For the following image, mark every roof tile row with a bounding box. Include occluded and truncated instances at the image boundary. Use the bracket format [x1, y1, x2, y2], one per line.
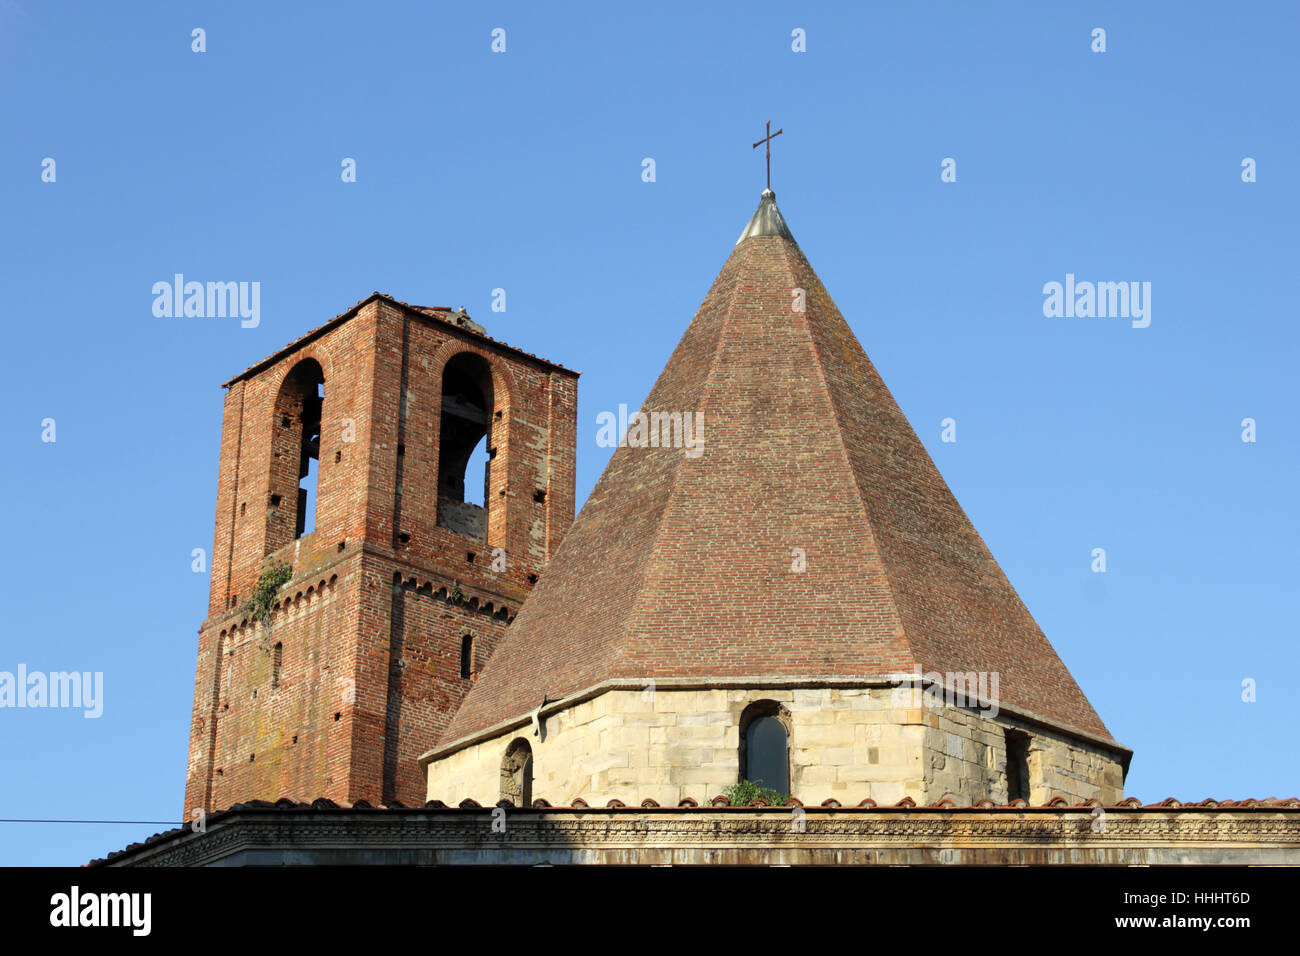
[88, 794, 1300, 865]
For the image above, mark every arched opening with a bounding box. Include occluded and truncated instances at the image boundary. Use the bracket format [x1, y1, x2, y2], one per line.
[739, 700, 791, 796]
[271, 642, 283, 690]
[268, 358, 325, 552]
[500, 737, 532, 807]
[437, 353, 494, 541]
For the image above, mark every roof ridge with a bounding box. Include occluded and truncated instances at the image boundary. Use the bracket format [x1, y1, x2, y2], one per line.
[611, 244, 750, 679]
[775, 236, 914, 667]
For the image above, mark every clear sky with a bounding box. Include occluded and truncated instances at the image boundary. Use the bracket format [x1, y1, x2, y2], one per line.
[1, 1, 1296, 866]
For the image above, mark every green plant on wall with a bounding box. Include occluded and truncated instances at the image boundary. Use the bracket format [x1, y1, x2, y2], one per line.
[723, 779, 789, 806]
[244, 559, 292, 639]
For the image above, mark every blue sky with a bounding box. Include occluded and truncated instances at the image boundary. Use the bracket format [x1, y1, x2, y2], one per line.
[1, 1, 1296, 865]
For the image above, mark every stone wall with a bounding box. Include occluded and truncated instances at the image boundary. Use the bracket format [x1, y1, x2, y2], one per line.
[423, 684, 1126, 807]
[918, 694, 1125, 806]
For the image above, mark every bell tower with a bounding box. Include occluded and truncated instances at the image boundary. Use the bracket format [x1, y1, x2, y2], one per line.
[184, 294, 578, 814]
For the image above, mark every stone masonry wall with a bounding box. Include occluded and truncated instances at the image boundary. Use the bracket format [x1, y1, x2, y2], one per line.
[917, 695, 1125, 805]
[425, 685, 1125, 807]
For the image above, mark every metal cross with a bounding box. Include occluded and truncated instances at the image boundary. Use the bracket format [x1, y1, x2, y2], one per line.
[752, 120, 783, 190]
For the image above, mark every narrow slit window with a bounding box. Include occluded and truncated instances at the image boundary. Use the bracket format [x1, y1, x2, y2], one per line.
[460, 635, 474, 679]
[1005, 729, 1031, 802]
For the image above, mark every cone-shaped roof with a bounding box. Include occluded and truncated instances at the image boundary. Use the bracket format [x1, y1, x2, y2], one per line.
[437, 191, 1119, 753]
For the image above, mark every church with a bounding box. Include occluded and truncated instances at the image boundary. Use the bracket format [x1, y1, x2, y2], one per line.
[96, 179, 1300, 866]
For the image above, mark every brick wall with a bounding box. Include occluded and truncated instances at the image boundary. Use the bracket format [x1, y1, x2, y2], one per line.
[184, 295, 578, 815]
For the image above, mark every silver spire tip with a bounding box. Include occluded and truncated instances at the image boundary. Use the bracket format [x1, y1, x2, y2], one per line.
[736, 189, 794, 245]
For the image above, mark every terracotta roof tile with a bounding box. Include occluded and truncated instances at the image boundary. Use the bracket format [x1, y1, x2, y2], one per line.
[85, 795, 1300, 865]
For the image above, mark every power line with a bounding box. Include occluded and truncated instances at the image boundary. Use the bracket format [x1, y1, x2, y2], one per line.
[0, 819, 181, 825]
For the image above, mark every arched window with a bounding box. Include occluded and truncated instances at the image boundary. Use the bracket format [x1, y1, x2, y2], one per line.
[271, 641, 283, 689]
[437, 353, 494, 541]
[739, 700, 791, 795]
[269, 358, 325, 551]
[500, 737, 532, 807]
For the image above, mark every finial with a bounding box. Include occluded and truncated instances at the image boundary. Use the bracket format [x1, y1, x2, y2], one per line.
[736, 187, 795, 245]
[752, 121, 784, 191]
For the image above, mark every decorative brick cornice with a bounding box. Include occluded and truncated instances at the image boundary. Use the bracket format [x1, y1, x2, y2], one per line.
[207, 572, 342, 638]
[392, 572, 516, 624]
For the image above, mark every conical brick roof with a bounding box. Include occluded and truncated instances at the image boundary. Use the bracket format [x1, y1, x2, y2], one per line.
[438, 191, 1117, 751]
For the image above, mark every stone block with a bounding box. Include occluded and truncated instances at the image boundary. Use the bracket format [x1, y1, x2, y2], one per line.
[822, 747, 854, 766]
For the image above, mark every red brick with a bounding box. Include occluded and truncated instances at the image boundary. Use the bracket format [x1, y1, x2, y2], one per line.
[183, 295, 578, 814]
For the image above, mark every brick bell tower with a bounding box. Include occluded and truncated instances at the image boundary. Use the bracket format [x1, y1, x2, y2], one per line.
[184, 294, 578, 815]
